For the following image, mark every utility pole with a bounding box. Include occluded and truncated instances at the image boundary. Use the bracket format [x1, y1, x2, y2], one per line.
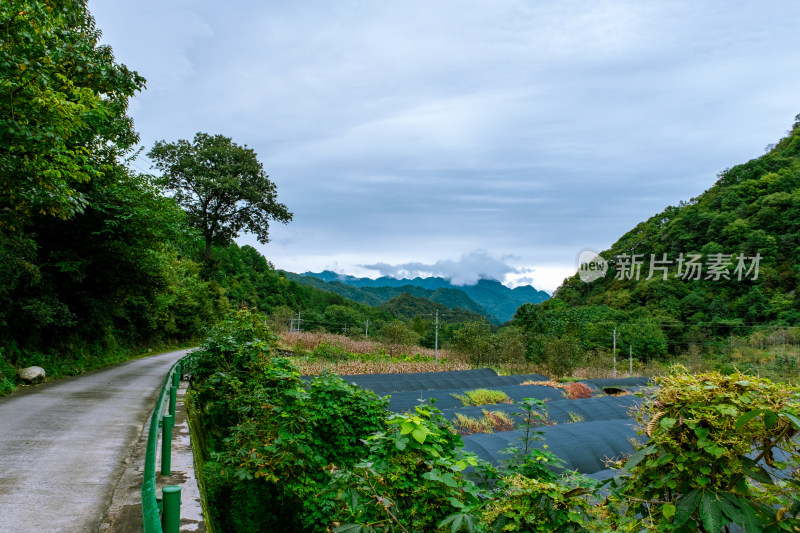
[342, 323, 348, 335]
[434, 309, 439, 364]
[613, 327, 617, 378]
[365, 319, 369, 339]
[629, 345, 632, 376]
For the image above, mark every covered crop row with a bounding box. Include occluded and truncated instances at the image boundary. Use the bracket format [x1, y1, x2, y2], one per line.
[386, 383, 565, 411]
[340, 368, 548, 395]
[440, 394, 643, 425]
[343, 369, 649, 478]
[463, 418, 642, 475]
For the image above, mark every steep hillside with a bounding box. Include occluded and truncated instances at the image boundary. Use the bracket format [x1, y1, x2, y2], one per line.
[294, 271, 550, 323]
[283, 271, 498, 322]
[553, 114, 800, 327]
[378, 292, 489, 323]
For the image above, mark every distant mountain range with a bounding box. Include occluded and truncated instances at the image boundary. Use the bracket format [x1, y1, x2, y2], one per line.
[282, 270, 550, 324]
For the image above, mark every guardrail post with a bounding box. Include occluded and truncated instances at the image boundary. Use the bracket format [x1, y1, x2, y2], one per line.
[161, 414, 174, 476]
[161, 485, 181, 533]
[172, 367, 180, 388]
[169, 385, 177, 418]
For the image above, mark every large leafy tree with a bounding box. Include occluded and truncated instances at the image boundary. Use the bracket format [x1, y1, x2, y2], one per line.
[148, 133, 292, 263]
[0, 0, 145, 229]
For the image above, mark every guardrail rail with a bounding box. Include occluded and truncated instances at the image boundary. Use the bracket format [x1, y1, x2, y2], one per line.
[141, 355, 191, 533]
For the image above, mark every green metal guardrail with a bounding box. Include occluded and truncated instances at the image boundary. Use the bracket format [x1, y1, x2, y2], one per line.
[142, 354, 191, 533]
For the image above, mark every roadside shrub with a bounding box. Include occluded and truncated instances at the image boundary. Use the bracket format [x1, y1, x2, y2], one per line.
[311, 341, 349, 360]
[0, 354, 16, 396]
[329, 405, 484, 532]
[608, 365, 800, 531]
[189, 309, 390, 531]
[453, 388, 511, 406]
[482, 474, 599, 533]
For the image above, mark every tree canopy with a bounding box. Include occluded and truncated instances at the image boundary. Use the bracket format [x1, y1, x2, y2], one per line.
[148, 133, 292, 261]
[0, 0, 145, 229]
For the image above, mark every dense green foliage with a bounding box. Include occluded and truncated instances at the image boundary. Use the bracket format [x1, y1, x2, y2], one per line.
[190, 319, 800, 532]
[0, 0, 223, 388]
[186, 310, 390, 531]
[607, 366, 800, 532]
[1, 0, 145, 228]
[379, 292, 490, 325]
[450, 321, 526, 367]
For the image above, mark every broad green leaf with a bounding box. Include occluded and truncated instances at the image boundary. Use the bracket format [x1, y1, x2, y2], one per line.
[741, 457, 774, 485]
[446, 496, 466, 509]
[624, 444, 657, 471]
[660, 417, 677, 429]
[780, 411, 800, 430]
[333, 524, 365, 533]
[347, 488, 359, 510]
[411, 427, 427, 444]
[736, 409, 768, 432]
[719, 493, 745, 527]
[663, 503, 676, 520]
[699, 492, 724, 533]
[439, 512, 474, 533]
[722, 494, 763, 533]
[674, 489, 702, 526]
[694, 426, 710, 439]
[764, 410, 778, 429]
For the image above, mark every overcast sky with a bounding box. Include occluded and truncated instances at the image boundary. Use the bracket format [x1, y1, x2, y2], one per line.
[89, 1, 800, 292]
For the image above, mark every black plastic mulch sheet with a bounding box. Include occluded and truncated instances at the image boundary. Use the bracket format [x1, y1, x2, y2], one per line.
[342, 368, 498, 383]
[579, 377, 654, 392]
[301, 368, 499, 387]
[387, 384, 565, 412]
[342, 370, 550, 395]
[462, 418, 643, 475]
[441, 394, 643, 425]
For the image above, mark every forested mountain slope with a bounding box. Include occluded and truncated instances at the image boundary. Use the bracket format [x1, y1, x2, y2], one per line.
[283, 272, 498, 322]
[290, 271, 550, 323]
[552, 114, 800, 327]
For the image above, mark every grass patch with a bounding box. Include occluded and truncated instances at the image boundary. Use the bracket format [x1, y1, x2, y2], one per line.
[452, 409, 515, 435]
[452, 388, 511, 406]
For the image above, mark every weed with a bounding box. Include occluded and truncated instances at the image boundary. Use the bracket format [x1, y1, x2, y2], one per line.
[452, 388, 511, 406]
[452, 409, 515, 435]
[567, 411, 584, 423]
[562, 382, 593, 399]
[453, 413, 494, 435]
[482, 409, 514, 432]
[522, 380, 594, 399]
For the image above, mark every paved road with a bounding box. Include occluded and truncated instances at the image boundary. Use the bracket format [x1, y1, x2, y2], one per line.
[0, 349, 190, 533]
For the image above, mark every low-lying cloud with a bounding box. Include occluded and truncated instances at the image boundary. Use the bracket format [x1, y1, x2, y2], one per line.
[361, 250, 519, 286]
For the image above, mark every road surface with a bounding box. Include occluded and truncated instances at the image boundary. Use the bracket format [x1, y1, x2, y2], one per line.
[0, 349, 190, 532]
